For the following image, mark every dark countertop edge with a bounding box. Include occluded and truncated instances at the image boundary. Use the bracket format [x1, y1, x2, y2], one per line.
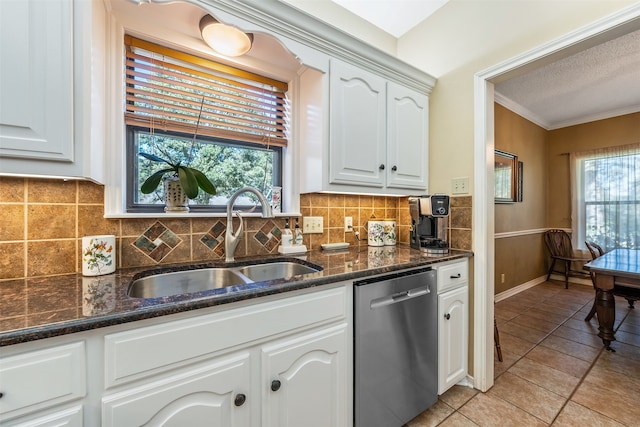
[1, 251, 472, 347]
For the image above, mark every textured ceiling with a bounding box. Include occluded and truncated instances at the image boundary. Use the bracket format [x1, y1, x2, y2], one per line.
[495, 28, 640, 130]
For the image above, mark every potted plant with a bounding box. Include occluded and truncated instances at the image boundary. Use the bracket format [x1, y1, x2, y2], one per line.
[139, 152, 216, 212]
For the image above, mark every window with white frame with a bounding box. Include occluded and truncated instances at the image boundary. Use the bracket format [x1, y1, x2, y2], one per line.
[571, 144, 640, 251]
[124, 36, 289, 213]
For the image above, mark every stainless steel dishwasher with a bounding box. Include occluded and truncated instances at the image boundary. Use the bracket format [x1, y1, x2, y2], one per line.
[354, 267, 438, 427]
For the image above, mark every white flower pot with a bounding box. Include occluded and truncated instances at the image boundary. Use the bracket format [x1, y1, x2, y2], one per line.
[164, 177, 189, 212]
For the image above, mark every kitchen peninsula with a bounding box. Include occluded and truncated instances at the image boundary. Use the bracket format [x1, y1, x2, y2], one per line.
[0, 245, 470, 427]
[0, 245, 469, 346]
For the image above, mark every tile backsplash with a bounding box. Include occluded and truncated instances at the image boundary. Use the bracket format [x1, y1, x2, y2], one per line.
[0, 177, 472, 280]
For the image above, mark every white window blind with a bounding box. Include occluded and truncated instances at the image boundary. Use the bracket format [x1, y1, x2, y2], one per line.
[124, 36, 289, 147]
[571, 143, 640, 251]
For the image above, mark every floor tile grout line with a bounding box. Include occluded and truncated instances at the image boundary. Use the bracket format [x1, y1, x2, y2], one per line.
[496, 283, 638, 426]
[433, 282, 634, 426]
[491, 285, 606, 425]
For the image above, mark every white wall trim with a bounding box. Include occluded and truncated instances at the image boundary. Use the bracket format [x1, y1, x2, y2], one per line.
[495, 227, 571, 239]
[495, 228, 548, 239]
[494, 92, 550, 130]
[495, 92, 640, 131]
[496, 274, 592, 303]
[474, 2, 640, 393]
[495, 276, 547, 302]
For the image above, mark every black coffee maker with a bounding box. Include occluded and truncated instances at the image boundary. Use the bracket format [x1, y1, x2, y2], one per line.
[409, 195, 450, 255]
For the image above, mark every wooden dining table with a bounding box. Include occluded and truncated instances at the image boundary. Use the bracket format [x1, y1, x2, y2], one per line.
[584, 248, 640, 351]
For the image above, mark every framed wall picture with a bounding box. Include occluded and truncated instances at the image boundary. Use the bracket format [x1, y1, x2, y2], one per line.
[495, 150, 518, 203]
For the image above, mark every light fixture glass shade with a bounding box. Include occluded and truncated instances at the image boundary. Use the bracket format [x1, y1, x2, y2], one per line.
[199, 15, 253, 57]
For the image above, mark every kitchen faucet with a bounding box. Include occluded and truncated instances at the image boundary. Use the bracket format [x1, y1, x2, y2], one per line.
[225, 187, 274, 263]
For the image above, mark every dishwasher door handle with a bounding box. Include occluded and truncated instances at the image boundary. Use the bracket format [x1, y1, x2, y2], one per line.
[370, 286, 430, 309]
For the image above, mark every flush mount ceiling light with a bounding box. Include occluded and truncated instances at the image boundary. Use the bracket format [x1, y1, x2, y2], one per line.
[199, 15, 253, 57]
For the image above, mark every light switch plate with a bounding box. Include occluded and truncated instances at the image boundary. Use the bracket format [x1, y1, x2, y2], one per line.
[303, 216, 324, 233]
[452, 177, 469, 194]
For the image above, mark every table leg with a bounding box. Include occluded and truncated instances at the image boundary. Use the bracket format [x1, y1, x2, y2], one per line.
[595, 288, 616, 351]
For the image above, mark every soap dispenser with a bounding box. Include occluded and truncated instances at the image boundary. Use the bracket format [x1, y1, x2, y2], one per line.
[281, 218, 293, 247]
[294, 217, 303, 246]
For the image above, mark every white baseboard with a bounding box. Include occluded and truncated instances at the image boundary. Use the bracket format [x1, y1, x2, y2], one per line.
[495, 276, 547, 302]
[549, 274, 593, 287]
[495, 274, 592, 302]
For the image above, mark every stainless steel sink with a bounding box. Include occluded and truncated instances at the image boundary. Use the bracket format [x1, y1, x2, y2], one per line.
[127, 268, 249, 298]
[235, 262, 320, 282]
[127, 261, 322, 298]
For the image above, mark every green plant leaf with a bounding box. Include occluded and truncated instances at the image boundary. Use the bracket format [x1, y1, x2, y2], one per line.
[139, 152, 175, 166]
[178, 166, 199, 199]
[140, 168, 174, 194]
[189, 168, 217, 195]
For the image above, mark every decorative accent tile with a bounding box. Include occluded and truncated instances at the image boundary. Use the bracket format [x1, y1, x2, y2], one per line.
[132, 221, 182, 262]
[200, 221, 226, 254]
[254, 220, 281, 251]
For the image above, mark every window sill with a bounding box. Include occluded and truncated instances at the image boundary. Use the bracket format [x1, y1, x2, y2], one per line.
[104, 212, 302, 219]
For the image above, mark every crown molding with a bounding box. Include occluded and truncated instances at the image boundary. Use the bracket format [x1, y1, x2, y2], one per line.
[132, 0, 436, 94]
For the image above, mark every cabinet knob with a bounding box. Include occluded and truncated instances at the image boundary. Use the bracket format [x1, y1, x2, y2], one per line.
[271, 379, 282, 391]
[234, 393, 246, 406]
[444, 313, 451, 320]
[0, 392, 3, 398]
[450, 273, 461, 279]
[379, 164, 385, 170]
[391, 165, 397, 172]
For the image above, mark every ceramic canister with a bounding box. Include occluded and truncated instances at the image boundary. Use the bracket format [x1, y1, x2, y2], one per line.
[82, 235, 116, 276]
[367, 220, 385, 246]
[383, 219, 397, 246]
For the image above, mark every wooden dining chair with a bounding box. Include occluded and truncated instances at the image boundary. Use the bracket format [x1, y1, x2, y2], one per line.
[543, 229, 590, 289]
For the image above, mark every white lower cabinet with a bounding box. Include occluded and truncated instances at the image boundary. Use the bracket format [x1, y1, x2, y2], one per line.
[101, 285, 350, 427]
[1, 406, 83, 427]
[102, 352, 252, 427]
[262, 324, 348, 427]
[0, 342, 86, 426]
[436, 259, 469, 395]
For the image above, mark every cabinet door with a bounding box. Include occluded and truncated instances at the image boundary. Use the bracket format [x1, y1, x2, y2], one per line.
[0, 0, 74, 162]
[386, 83, 429, 190]
[3, 406, 83, 427]
[262, 324, 348, 427]
[438, 286, 468, 394]
[102, 352, 251, 427]
[0, 342, 85, 422]
[329, 59, 386, 187]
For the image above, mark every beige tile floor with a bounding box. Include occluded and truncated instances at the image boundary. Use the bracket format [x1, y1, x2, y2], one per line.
[406, 280, 640, 426]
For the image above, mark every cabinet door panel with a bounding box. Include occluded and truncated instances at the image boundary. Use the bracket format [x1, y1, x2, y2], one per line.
[3, 406, 83, 427]
[438, 286, 468, 394]
[387, 83, 428, 190]
[0, 0, 73, 161]
[262, 324, 348, 427]
[329, 59, 386, 187]
[0, 342, 85, 422]
[102, 352, 251, 427]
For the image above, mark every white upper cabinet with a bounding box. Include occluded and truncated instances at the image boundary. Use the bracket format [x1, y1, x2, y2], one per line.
[301, 58, 431, 196]
[386, 82, 429, 190]
[329, 60, 387, 188]
[0, 0, 104, 182]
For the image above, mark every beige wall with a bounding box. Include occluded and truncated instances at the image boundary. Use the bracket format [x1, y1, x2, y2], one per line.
[547, 112, 640, 228]
[397, 0, 636, 196]
[493, 110, 640, 294]
[494, 104, 548, 293]
[494, 104, 547, 234]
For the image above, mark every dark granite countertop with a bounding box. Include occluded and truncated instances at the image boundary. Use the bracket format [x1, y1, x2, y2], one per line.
[0, 244, 471, 346]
